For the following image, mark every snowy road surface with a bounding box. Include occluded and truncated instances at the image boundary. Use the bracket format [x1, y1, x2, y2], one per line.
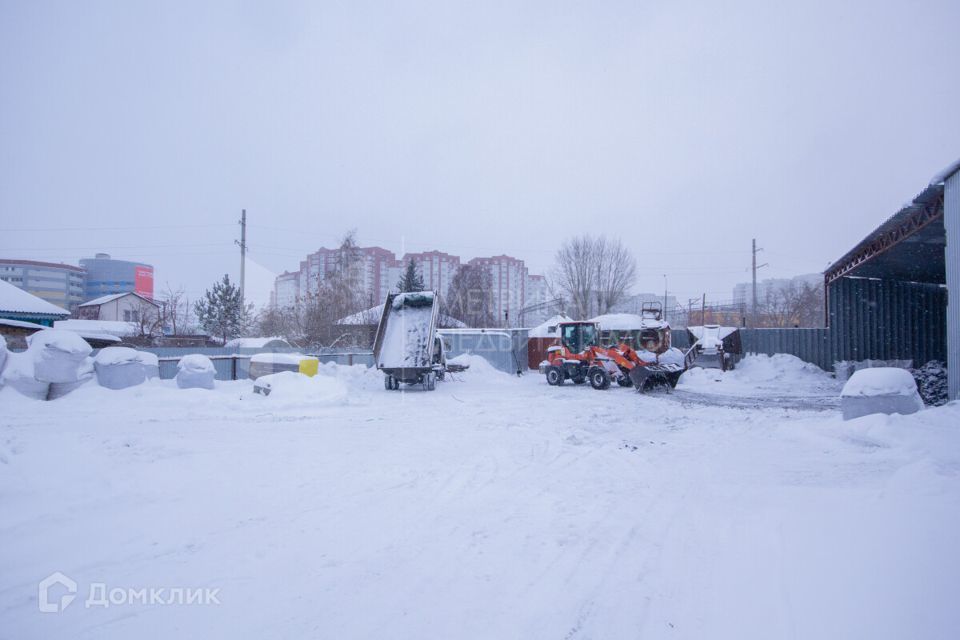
[2, 356, 959, 639]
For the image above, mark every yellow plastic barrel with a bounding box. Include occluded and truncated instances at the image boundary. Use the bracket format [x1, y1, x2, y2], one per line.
[298, 358, 319, 377]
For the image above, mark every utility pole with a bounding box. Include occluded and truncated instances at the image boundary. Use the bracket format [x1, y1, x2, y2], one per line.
[751, 238, 768, 327]
[663, 274, 668, 321]
[701, 293, 706, 326]
[236, 209, 247, 306]
[751, 238, 757, 327]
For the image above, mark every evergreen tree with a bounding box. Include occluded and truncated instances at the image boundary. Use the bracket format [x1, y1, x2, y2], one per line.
[397, 258, 426, 292]
[194, 274, 251, 344]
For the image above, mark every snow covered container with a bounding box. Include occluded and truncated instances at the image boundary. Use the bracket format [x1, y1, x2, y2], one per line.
[0, 334, 7, 381]
[94, 347, 148, 390]
[176, 354, 216, 390]
[247, 353, 319, 380]
[840, 367, 924, 420]
[27, 329, 92, 383]
[373, 291, 444, 390]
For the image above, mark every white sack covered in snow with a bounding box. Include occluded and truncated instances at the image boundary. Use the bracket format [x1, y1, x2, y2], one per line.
[841, 367, 924, 421]
[94, 347, 147, 390]
[27, 329, 92, 383]
[0, 350, 50, 400]
[176, 354, 216, 390]
[48, 357, 95, 400]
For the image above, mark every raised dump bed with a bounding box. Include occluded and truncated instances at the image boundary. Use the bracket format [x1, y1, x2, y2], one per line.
[373, 291, 445, 390]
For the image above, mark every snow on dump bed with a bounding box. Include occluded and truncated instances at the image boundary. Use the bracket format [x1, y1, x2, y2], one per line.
[378, 292, 435, 369]
[679, 353, 841, 397]
[841, 367, 918, 397]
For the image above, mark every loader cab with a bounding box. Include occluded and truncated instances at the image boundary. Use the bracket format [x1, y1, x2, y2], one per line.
[559, 322, 599, 354]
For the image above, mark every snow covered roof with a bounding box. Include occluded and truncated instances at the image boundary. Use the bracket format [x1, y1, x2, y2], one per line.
[589, 313, 667, 331]
[225, 337, 291, 349]
[0, 318, 47, 330]
[0, 279, 71, 317]
[80, 291, 158, 307]
[54, 319, 137, 337]
[527, 314, 573, 338]
[931, 157, 960, 184]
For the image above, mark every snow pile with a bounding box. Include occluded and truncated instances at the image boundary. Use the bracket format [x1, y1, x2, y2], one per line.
[679, 353, 840, 397]
[251, 371, 348, 405]
[841, 367, 924, 421]
[448, 353, 513, 382]
[176, 354, 216, 390]
[841, 367, 919, 397]
[94, 347, 149, 390]
[314, 361, 382, 392]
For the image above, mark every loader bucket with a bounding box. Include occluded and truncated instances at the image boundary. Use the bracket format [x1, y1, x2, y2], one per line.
[629, 364, 682, 393]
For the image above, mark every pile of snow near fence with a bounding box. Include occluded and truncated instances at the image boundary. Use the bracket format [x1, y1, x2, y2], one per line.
[0, 329, 93, 400]
[678, 353, 840, 397]
[176, 354, 216, 390]
[841, 367, 924, 421]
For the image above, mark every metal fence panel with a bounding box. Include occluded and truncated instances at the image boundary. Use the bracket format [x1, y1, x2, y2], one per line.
[738, 328, 832, 371]
[438, 329, 524, 374]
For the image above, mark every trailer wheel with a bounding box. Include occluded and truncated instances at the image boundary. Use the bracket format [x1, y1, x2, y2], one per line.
[545, 366, 564, 386]
[588, 366, 611, 390]
[384, 374, 393, 390]
[424, 372, 437, 391]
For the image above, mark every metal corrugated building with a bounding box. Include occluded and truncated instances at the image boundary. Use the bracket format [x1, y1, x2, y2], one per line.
[824, 181, 948, 367]
[935, 159, 960, 400]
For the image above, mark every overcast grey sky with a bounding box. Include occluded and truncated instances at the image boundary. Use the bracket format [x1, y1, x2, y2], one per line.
[2, 0, 958, 307]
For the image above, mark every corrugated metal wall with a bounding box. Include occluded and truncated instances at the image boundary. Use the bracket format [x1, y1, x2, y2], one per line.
[739, 328, 832, 370]
[828, 276, 947, 367]
[945, 170, 960, 400]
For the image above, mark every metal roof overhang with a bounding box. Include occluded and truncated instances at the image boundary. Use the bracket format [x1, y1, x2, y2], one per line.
[824, 184, 945, 285]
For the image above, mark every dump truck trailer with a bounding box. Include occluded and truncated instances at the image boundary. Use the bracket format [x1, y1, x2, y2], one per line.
[373, 291, 446, 390]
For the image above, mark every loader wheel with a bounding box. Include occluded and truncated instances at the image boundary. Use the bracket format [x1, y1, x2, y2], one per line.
[546, 366, 564, 386]
[588, 367, 611, 390]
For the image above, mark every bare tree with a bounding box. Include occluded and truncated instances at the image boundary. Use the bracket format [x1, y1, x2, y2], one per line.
[758, 280, 824, 327]
[158, 283, 189, 335]
[550, 235, 636, 319]
[130, 298, 163, 343]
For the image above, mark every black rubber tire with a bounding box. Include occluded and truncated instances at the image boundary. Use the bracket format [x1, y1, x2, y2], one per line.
[588, 367, 611, 390]
[546, 366, 564, 386]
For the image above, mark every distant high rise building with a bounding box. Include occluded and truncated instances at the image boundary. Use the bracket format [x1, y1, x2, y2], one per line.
[0, 259, 86, 312]
[274, 246, 545, 325]
[80, 253, 154, 301]
[468, 255, 527, 327]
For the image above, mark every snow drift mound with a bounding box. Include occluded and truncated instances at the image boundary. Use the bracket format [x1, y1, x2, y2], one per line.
[447, 354, 513, 382]
[251, 371, 349, 405]
[679, 353, 839, 396]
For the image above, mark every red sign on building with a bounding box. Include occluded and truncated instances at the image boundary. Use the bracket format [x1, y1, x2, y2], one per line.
[135, 266, 154, 298]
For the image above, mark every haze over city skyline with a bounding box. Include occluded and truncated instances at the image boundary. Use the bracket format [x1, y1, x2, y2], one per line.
[2, 0, 959, 308]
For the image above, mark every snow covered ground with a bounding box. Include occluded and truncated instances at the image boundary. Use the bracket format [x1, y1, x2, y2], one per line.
[2, 356, 959, 639]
